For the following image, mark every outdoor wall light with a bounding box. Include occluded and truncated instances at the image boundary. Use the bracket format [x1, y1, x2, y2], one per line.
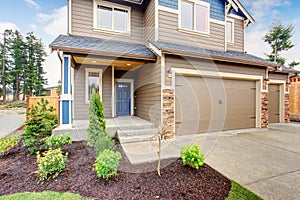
[264, 77, 270, 83]
[167, 68, 172, 78]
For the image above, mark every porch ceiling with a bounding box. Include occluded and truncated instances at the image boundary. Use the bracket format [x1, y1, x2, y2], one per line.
[73, 55, 145, 71]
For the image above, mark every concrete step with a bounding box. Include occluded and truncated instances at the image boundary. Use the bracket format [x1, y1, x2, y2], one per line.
[117, 128, 159, 143]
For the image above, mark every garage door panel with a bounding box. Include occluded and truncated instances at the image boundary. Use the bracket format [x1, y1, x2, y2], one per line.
[175, 75, 256, 135]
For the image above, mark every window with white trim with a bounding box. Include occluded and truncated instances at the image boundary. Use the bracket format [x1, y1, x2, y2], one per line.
[180, 0, 210, 33]
[95, 2, 130, 33]
[85, 68, 102, 103]
[226, 19, 234, 43]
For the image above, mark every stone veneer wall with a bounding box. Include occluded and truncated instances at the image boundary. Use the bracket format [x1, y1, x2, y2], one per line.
[284, 94, 290, 123]
[261, 92, 269, 128]
[162, 89, 175, 138]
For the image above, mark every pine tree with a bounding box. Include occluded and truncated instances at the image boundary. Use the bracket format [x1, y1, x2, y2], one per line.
[11, 30, 27, 101]
[87, 91, 114, 154]
[264, 22, 295, 65]
[0, 30, 13, 102]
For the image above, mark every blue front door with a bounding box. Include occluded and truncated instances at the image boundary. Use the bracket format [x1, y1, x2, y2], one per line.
[116, 82, 131, 116]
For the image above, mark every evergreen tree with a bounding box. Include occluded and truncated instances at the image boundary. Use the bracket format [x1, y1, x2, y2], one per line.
[264, 22, 295, 65]
[11, 30, 27, 101]
[87, 91, 114, 154]
[0, 30, 13, 102]
[87, 91, 106, 147]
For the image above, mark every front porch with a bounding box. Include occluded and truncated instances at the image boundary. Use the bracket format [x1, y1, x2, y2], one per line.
[53, 116, 156, 141]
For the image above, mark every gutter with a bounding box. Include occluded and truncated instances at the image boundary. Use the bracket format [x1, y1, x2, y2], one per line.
[51, 46, 157, 62]
[160, 48, 279, 68]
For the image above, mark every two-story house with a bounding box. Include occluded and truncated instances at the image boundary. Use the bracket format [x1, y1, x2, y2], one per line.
[50, 0, 290, 138]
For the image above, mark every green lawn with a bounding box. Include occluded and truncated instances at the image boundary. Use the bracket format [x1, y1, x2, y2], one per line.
[227, 181, 262, 200]
[0, 191, 90, 200]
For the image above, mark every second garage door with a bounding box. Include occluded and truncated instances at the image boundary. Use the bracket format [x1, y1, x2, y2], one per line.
[175, 75, 256, 135]
[268, 84, 280, 123]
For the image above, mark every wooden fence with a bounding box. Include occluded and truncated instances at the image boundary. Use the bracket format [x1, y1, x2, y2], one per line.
[26, 95, 59, 120]
[290, 77, 300, 120]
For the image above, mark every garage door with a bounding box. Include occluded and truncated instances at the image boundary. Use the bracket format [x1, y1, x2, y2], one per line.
[268, 84, 280, 123]
[175, 75, 256, 135]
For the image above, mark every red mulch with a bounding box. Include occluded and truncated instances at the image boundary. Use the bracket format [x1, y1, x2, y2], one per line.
[0, 141, 231, 200]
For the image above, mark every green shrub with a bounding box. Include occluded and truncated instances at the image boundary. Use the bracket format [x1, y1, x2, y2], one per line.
[93, 149, 121, 180]
[36, 148, 68, 182]
[180, 144, 205, 169]
[22, 98, 58, 153]
[43, 135, 72, 150]
[87, 91, 107, 148]
[0, 134, 20, 153]
[95, 135, 115, 156]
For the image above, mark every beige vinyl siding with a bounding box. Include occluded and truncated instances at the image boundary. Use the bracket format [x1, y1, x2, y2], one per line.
[165, 55, 266, 86]
[143, 0, 155, 43]
[74, 65, 112, 120]
[269, 72, 289, 81]
[135, 61, 161, 122]
[227, 16, 244, 52]
[71, 0, 144, 44]
[158, 10, 225, 51]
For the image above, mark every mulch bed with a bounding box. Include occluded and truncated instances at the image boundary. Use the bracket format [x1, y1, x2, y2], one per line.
[0, 141, 231, 200]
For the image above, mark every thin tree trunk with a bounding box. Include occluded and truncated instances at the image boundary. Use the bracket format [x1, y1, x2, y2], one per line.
[2, 34, 6, 102]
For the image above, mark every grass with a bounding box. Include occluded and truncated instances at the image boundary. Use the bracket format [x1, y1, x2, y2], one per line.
[0, 191, 91, 200]
[227, 181, 262, 200]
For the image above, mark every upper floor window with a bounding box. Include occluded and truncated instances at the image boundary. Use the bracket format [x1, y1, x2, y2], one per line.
[180, 0, 210, 34]
[94, 1, 130, 33]
[226, 19, 234, 43]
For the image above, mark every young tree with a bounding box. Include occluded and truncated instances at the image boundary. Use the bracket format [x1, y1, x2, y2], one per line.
[264, 22, 295, 65]
[87, 91, 114, 154]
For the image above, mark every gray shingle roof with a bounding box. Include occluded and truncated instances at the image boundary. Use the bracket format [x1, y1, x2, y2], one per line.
[50, 35, 156, 60]
[150, 41, 278, 67]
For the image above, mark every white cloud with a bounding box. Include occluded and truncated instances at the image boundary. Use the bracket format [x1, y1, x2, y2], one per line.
[28, 24, 37, 31]
[0, 22, 19, 33]
[0, 22, 19, 41]
[43, 48, 61, 87]
[24, 0, 41, 10]
[37, 6, 67, 37]
[242, 0, 291, 20]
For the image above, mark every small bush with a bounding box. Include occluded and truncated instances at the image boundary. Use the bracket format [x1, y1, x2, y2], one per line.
[22, 98, 58, 153]
[180, 144, 205, 169]
[95, 135, 115, 156]
[36, 148, 68, 182]
[87, 91, 107, 148]
[43, 135, 72, 150]
[0, 134, 20, 153]
[93, 149, 121, 180]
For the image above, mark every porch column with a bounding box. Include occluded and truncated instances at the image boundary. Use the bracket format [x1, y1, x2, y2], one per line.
[60, 55, 73, 128]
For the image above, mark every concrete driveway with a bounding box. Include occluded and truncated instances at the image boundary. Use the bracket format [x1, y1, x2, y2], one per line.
[205, 123, 300, 200]
[0, 108, 26, 137]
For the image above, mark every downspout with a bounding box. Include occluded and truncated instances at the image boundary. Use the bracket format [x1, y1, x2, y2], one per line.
[57, 49, 63, 63]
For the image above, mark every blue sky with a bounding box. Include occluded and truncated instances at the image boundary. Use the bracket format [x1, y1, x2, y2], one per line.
[0, 0, 299, 86]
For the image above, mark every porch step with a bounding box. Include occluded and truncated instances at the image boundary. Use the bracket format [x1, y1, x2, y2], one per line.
[117, 128, 159, 143]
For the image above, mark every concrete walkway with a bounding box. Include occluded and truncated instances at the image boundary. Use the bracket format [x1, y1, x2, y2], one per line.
[121, 123, 300, 200]
[0, 109, 26, 137]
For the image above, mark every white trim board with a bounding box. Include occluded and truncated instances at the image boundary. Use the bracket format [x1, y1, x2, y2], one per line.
[114, 79, 135, 116]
